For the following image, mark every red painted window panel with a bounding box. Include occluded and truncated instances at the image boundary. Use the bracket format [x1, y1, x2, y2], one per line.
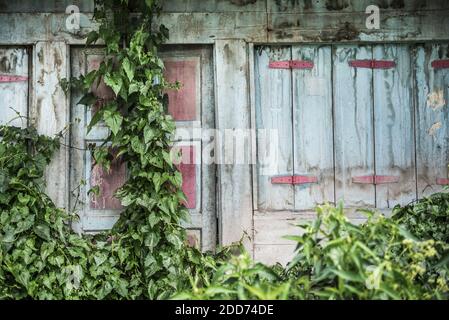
[87, 56, 115, 113]
[163, 60, 198, 121]
[90, 152, 126, 210]
[176, 146, 197, 209]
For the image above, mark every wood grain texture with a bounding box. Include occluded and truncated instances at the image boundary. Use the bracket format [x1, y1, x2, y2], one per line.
[255, 46, 294, 211]
[292, 45, 334, 210]
[334, 45, 375, 208]
[215, 40, 253, 251]
[415, 44, 449, 197]
[0, 47, 28, 127]
[161, 45, 217, 252]
[373, 44, 416, 208]
[31, 42, 69, 210]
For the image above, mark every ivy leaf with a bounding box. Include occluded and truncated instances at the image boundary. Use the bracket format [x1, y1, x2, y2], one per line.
[78, 93, 97, 106]
[104, 109, 123, 136]
[34, 224, 51, 241]
[86, 31, 99, 45]
[145, 0, 154, 8]
[144, 233, 160, 249]
[144, 125, 156, 144]
[104, 73, 123, 96]
[122, 58, 135, 82]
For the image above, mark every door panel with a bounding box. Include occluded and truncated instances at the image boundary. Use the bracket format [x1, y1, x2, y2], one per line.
[70, 46, 216, 252]
[415, 44, 449, 197]
[0, 47, 29, 127]
[70, 48, 123, 233]
[333, 45, 375, 208]
[373, 45, 415, 208]
[292, 45, 334, 210]
[161, 46, 216, 252]
[255, 46, 294, 211]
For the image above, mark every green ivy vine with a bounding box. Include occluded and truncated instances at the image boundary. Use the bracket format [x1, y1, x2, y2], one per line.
[0, 0, 215, 299]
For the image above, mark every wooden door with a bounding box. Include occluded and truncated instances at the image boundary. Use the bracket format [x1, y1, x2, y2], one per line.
[70, 46, 216, 252]
[373, 44, 415, 208]
[334, 44, 416, 210]
[415, 43, 449, 197]
[255, 45, 334, 213]
[333, 45, 375, 208]
[0, 47, 29, 127]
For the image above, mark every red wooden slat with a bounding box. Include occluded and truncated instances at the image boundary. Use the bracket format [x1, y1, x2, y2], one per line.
[90, 151, 126, 210]
[349, 60, 395, 69]
[163, 60, 198, 121]
[436, 178, 449, 185]
[269, 61, 290, 69]
[373, 60, 396, 69]
[352, 175, 399, 184]
[177, 146, 197, 209]
[269, 60, 314, 69]
[293, 175, 318, 184]
[271, 175, 318, 185]
[290, 60, 314, 69]
[0, 75, 28, 82]
[349, 60, 373, 68]
[271, 176, 293, 184]
[432, 60, 449, 69]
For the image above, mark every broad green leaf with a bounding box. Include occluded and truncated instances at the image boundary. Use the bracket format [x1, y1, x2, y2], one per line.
[104, 109, 123, 136]
[122, 58, 134, 82]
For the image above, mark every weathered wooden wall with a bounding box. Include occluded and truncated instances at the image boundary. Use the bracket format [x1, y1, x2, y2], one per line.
[0, 0, 448, 264]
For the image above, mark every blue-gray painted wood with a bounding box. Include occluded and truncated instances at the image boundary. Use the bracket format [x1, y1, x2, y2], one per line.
[333, 45, 375, 208]
[0, 47, 28, 127]
[415, 44, 449, 197]
[373, 44, 416, 208]
[292, 45, 334, 210]
[255, 46, 294, 211]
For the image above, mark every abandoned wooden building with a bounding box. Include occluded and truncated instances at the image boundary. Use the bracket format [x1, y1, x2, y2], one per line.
[0, 0, 449, 264]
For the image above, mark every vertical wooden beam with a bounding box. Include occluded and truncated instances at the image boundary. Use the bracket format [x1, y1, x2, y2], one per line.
[214, 40, 253, 253]
[31, 41, 70, 209]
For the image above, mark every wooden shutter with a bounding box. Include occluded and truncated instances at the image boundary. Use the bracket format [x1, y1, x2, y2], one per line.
[0, 47, 29, 127]
[415, 44, 449, 197]
[292, 45, 334, 210]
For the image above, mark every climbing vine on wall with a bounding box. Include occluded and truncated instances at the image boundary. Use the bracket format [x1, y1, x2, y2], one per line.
[0, 0, 212, 299]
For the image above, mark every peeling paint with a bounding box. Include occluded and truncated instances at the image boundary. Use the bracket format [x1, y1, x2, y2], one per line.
[428, 121, 442, 136]
[427, 90, 446, 110]
[333, 22, 360, 41]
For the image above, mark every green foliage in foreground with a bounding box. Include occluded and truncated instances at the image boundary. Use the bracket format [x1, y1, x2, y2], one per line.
[1, 124, 449, 299]
[176, 202, 449, 300]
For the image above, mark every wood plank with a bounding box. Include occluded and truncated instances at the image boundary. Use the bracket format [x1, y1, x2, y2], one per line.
[373, 44, 416, 208]
[292, 45, 334, 210]
[1, 10, 449, 45]
[267, 10, 449, 43]
[161, 45, 217, 252]
[158, 12, 267, 43]
[215, 40, 253, 252]
[0, 0, 94, 12]
[162, 0, 267, 12]
[334, 45, 375, 208]
[31, 41, 69, 209]
[0, 47, 28, 127]
[268, 0, 449, 13]
[414, 44, 449, 197]
[255, 46, 294, 211]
